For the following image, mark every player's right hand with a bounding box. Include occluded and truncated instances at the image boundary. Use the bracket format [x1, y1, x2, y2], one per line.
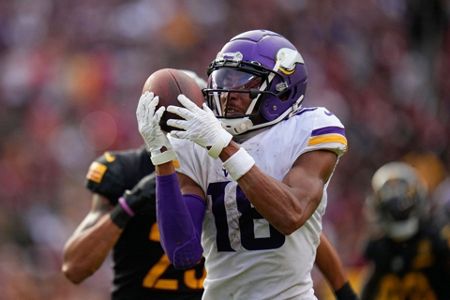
[136, 91, 177, 165]
[110, 173, 156, 228]
[167, 94, 232, 159]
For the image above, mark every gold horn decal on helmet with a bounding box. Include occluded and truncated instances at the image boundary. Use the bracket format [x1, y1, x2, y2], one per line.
[276, 48, 304, 75]
[279, 67, 296, 75]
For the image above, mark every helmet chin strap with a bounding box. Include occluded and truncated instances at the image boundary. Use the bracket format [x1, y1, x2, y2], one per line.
[218, 48, 305, 136]
[288, 95, 304, 117]
[221, 117, 254, 135]
[220, 94, 304, 136]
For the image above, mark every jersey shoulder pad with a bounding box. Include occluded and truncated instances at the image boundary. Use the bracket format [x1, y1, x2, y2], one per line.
[85, 151, 126, 202]
[302, 107, 348, 156]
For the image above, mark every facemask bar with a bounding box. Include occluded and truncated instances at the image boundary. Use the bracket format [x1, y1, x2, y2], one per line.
[207, 68, 267, 117]
[205, 87, 281, 118]
[206, 63, 286, 118]
[217, 95, 304, 135]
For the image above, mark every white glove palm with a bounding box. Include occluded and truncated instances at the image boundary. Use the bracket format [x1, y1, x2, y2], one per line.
[136, 91, 177, 165]
[167, 95, 232, 158]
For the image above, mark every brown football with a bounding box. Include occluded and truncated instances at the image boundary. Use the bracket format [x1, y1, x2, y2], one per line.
[142, 68, 205, 132]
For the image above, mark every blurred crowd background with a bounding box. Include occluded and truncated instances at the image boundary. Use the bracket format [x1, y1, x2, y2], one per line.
[0, 0, 449, 299]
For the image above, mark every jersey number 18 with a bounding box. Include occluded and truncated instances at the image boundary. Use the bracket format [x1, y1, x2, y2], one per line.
[208, 181, 285, 251]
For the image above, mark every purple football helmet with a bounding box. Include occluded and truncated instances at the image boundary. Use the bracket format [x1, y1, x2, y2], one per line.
[204, 30, 308, 135]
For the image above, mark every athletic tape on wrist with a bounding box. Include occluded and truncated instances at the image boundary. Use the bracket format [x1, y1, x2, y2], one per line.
[335, 282, 358, 300]
[222, 147, 255, 181]
[151, 149, 177, 166]
[208, 133, 232, 159]
[118, 197, 135, 217]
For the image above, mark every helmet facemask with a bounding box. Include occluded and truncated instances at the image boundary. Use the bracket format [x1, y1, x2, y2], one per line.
[205, 62, 289, 125]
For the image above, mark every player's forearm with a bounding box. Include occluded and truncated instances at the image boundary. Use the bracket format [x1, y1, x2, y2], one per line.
[220, 142, 320, 235]
[220, 142, 328, 235]
[62, 215, 122, 283]
[238, 167, 314, 234]
[316, 233, 347, 290]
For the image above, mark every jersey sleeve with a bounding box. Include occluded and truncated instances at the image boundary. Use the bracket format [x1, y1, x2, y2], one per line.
[303, 107, 348, 157]
[85, 151, 127, 204]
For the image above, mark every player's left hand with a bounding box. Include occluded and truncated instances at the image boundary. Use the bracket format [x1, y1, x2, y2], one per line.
[121, 173, 156, 215]
[167, 95, 232, 158]
[110, 173, 156, 228]
[136, 91, 177, 165]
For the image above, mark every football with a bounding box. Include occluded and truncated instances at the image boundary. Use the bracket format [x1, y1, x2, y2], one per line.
[142, 68, 205, 132]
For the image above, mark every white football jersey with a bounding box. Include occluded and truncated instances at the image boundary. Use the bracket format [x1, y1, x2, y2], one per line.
[170, 107, 347, 300]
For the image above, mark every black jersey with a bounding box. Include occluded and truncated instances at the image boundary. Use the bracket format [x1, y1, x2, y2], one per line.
[361, 221, 450, 300]
[85, 147, 205, 300]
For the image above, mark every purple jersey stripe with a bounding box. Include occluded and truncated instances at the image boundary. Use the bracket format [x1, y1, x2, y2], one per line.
[311, 126, 345, 137]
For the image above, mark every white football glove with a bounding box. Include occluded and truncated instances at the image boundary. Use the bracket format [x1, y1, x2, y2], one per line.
[136, 91, 177, 165]
[167, 95, 232, 158]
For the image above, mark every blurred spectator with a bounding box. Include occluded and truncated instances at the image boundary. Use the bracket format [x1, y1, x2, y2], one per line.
[0, 0, 449, 298]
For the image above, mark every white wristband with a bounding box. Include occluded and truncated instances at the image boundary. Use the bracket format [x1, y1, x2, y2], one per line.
[151, 149, 177, 166]
[222, 147, 255, 181]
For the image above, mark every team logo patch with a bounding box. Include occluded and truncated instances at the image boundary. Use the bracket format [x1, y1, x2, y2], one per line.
[86, 162, 108, 183]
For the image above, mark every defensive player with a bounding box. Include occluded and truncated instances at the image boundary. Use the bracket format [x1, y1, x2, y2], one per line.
[61, 72, 207, 300]
[61, 148, 206, 300]
[137, 30, 349, 299]
[361, 162, 450, 300]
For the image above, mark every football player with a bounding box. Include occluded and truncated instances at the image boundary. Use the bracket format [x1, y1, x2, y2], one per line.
[62, 65, 355, 299]
[361, 162, 450, 300]
[61, 151, 355, 300]
[61, 71, 207, 300]
[137, 30, 349, 299]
